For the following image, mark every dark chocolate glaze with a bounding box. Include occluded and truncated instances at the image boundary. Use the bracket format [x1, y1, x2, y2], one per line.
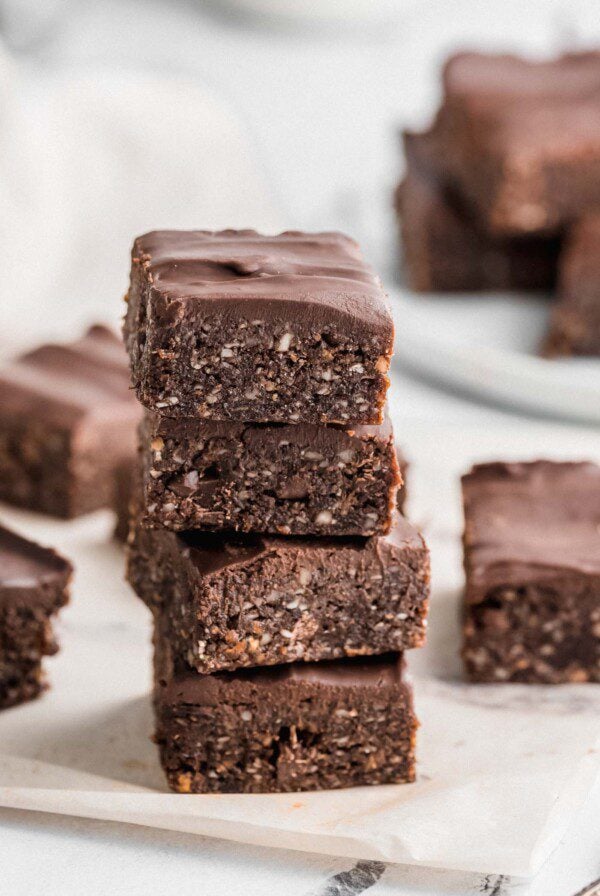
[149, 406, 393, 448]
[462, 461, 600, 602]
[132, 229, 393, 340]
[159, 647, 405, 706]
[0, 524, 72, 603]
[0, 325, 137, 427]
[443, 51, 600, 109]
[177, 513, 422, 577]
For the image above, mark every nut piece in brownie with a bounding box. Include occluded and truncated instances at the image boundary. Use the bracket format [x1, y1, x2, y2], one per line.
[543, 215, 600, 357]
[138, 408, 400, 536]
[124, 230, 393, 424]
[154, 635, 417, 793]
[0, 325, 141, 518]
[396, 130, 558, 291]
[461, 461, 600, 683]
[128, 515, 430, 674]
[434, 51, 600, 235]
[0, 524, 71, 708]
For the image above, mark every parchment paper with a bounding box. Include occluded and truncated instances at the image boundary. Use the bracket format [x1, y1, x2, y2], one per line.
[1, 419, 599, 878]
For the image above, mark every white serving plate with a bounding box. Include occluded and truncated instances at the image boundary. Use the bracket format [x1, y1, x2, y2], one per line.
[389, 287, 600, 425]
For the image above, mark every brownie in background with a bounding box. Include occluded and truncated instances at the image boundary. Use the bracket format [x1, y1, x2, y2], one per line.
[461, 460, 600, 683]
[0, 525, 72, 708]
[0, 325, 140, 518]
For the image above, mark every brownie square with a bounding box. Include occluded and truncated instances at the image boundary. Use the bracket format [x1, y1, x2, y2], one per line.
[0, 524, 71, 708]
[543, 215, 600, 357]
[128, 515, 430, 674]
[396, 130, 558, 291]
[123, 230, 393, 425]
[154, 634, 417, 793]
[137, 408, 400, 536]
[461, 461, 600, 683]
[435, 52, 600, 236]
[0, 325, 141, 518]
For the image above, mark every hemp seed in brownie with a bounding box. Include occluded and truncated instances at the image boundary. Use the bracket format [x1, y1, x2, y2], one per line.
[0, 524, 71, 709]
[124, 230, 393, 424]
[138, 408, 400, 536]
[154, 635, 417, 793]
[462, 461, 600, 683]
[128, 515, 430, 674]
[543, 215, 600, 357]
[0, 325, 140, 518]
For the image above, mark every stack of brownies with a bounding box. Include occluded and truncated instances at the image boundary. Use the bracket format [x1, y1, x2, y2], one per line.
[395, 50, 600, 356]
[124, 229, 430, 794]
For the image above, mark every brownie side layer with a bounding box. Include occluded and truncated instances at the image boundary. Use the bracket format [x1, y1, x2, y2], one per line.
[0, 325, 140, 518]
[124, 230, 393, 425]
[128, 517, 430, 674]
[154, 640, 417, 793]
[0, 525, 72, 708]
[461, 460, 600, 683]
[138, 411, 400, 536]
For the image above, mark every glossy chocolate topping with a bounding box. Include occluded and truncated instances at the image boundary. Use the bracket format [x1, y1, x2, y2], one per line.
[158, 646, 405, 706]
[150, 405, 394, 447]
[0, 524, 72, 600]
[177, 513, 422, 578]
[0, 325, 137, 427]
[133, 229, 392, 337]
[463, 461, 600, 599]
[443, 51, 600, 106]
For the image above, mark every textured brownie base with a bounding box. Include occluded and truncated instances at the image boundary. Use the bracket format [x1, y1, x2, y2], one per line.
[0, 325, 140, 518]
[138, 410, 400, 536]
[124, 230, 393, 425]
[461, 461, 600, 683]
[434, 52, 600, 236]
[543, 215, 600, 357]
[397, 130, 558, 292]
[0, 605, 60, 708]
[0, 526, 71, 709]
[128, 516, 430, 674]
[463, 580, 600, 683]
[154, 639, 417, 793]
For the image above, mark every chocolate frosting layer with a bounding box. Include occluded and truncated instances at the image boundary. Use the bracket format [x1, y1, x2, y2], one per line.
[0, 524, 72, 600]
[133, 229, 392, 340]
[158, 647, 405, 706]
[176, 513, 422, 577]
[149, 405, 393, 447]
[443, 51, 600, 108]
[0, 325, 137, 428]
[463, 461, 600, 601]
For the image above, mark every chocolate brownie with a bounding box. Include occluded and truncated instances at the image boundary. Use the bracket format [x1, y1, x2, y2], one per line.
[0, 524, 71, 708]
[128, 515, 430, 674]
[154, 634, 417, 793]
[137, 408, 400, 536]
[543, 215, 600, 356]
[0, 325, 140, 518]
[435, 52, 600, 235]
[396, 445, 408, 514]
[462, 461, 600, 683]
[396, 130, 558, 291]
[123, 230, 393, 424]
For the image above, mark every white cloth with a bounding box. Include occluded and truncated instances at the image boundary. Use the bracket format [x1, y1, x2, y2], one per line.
[0, 41, 281, 349]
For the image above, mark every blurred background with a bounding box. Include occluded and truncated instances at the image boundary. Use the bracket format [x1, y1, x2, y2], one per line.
[1, 0, 599, 420]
